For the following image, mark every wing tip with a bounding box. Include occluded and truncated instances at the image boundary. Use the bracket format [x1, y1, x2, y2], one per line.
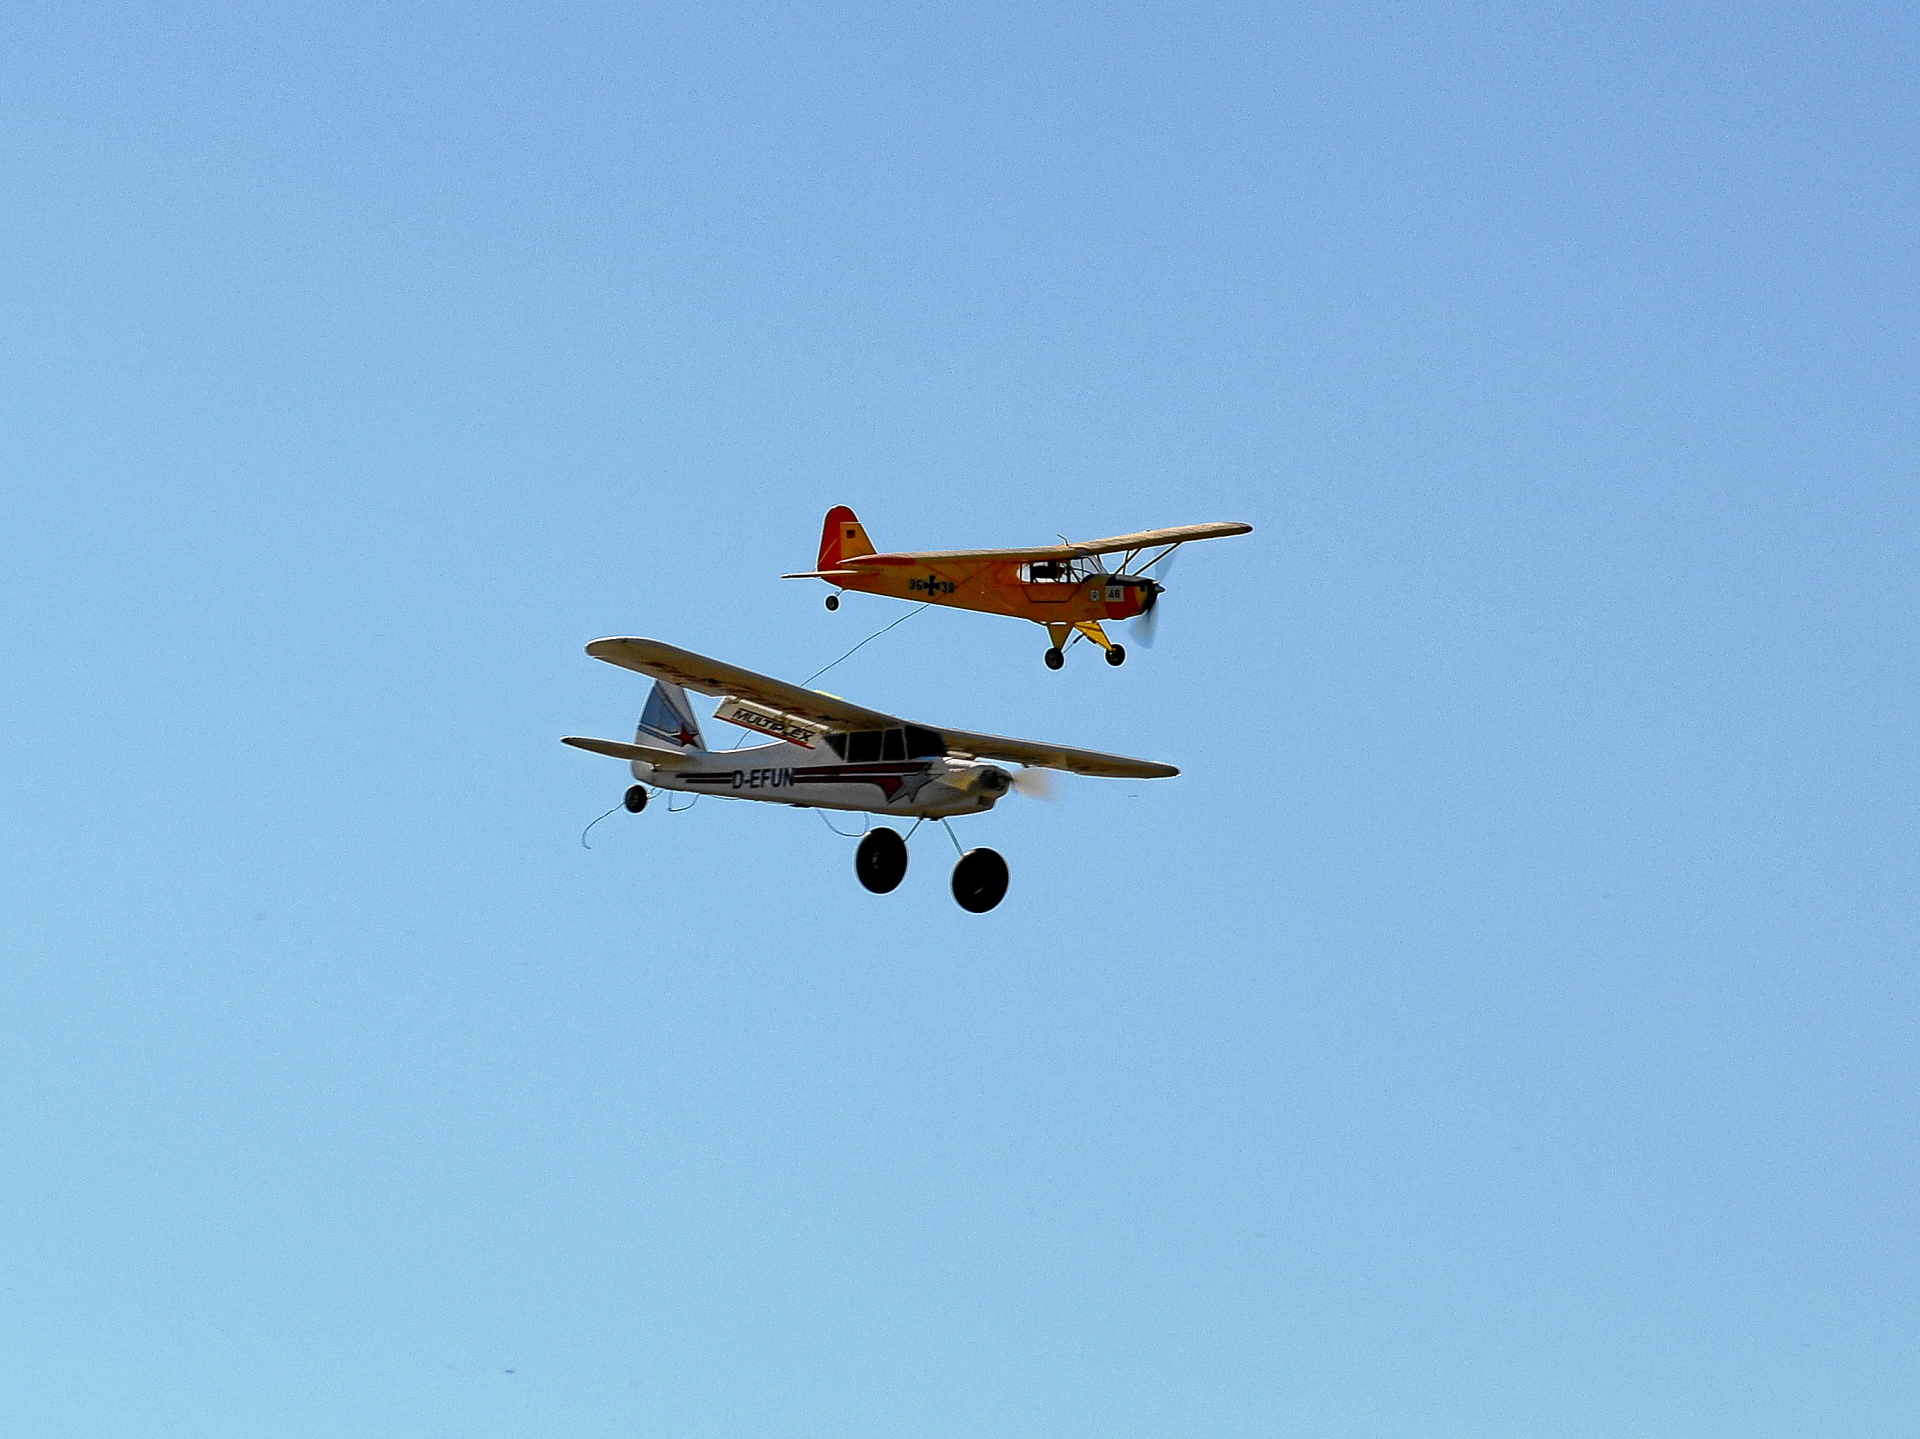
[585, 635, 657, 660]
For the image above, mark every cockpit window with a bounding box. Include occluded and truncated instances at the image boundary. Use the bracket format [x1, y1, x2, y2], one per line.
[1019, 558, 1087, 583]
[827, 725, 947, 762]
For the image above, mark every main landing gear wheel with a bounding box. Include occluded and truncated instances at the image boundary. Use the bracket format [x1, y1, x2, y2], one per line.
[1044, 647, 1064, 670]
[825, 594, 840, 610]
[951, 848, 1009, 913]
[855, 826, 909, 893]
[623, 785, 649, 813]
[1105, 645, 1126, 666]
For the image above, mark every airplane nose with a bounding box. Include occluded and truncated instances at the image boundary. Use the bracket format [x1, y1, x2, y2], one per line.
[1133, 578, 1166, 646]
[946, 763, 1013, 796]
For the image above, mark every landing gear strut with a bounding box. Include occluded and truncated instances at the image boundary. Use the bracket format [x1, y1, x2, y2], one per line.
[623, 785, 649, 813]
[951, 848, 1009, 912]
[855, 827, 908, 893]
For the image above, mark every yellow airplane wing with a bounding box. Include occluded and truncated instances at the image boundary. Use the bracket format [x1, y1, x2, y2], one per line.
[583, 637, 1178, 777]
[841, 519, 1252, 565]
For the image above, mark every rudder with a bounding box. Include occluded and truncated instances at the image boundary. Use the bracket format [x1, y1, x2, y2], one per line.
[637, 680, 705, 752]
[818, 506, 876, 571]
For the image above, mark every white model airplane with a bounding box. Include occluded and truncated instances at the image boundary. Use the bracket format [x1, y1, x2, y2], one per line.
[563, 637, 1179, 911]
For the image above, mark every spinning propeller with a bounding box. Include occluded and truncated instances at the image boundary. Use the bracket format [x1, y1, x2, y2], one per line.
[1131, 546, 1178, 648]
[946, 763, 1057, 801]
[1011, 767, 1055, 800]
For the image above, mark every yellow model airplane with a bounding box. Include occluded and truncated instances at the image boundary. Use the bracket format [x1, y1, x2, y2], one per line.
[784, 507, 1254, 669]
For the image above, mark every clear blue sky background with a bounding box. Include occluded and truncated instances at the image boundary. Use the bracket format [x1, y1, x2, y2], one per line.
[3, 4, 1914, 1435]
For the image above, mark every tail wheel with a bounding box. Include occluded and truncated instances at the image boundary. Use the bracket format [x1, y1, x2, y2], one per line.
[623, 785, 649, 813]
[951, 848, 1009, 913]
[855, 827, 909, 893]
[825, 594, 840, 610]
[1043, 647, 1065, 670]
[1105, 645, 1126, 666]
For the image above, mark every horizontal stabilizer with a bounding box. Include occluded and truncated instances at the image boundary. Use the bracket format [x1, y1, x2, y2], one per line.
[562, 735, 693, 767]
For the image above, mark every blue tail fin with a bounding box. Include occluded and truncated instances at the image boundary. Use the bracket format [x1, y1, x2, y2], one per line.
[637, 680, 705, 752]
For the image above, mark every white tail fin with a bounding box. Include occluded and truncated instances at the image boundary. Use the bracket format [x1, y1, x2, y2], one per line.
[636, 680, 705, 751]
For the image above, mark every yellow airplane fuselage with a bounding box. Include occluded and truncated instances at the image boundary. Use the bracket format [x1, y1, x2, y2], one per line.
[824, 554, 1153, 626]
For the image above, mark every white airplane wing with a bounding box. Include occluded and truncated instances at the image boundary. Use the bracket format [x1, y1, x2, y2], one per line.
[582, 637, 1178, 778]
[586, 637, 897, 727]
[932, 728, 1177, 778]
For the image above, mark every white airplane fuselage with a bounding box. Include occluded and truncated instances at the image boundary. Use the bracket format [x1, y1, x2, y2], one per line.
[633, 739, 1013, 819]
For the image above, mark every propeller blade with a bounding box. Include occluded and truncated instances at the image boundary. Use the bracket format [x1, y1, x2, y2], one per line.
[1132, 548, 1175, 648]
[1134, 597, 1161, 648]
[1133, 574, 1168, 648]
[1011, 767, 1055, 800]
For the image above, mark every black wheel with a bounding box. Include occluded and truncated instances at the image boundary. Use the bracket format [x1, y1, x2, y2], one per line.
[623, 785, 649, 813]
[951, 848, 1009, 913]
[1105, 645, 1126, 666]
[855, 826, 909, 893]
[1043, 647, 1064, 670]
[825, 594, 840, 611]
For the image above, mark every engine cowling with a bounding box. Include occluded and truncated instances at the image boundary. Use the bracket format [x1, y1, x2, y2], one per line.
[941, 761, 1013, 797]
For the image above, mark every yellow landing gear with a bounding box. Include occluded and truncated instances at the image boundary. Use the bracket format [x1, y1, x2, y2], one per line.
[1043, 622, 1071, 669]
[1075, 621, 1125, 667]
[1042, 620, 1126, 668]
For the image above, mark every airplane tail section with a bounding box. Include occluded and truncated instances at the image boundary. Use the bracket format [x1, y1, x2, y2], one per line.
[817, 506, 876, 571]
[636, 679, 706, 752]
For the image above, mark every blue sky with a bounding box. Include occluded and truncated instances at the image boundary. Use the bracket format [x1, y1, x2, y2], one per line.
[2, 3, 1915, 1435]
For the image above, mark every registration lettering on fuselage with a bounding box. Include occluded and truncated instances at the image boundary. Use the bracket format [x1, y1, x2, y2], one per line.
[685, 767, 798, 790]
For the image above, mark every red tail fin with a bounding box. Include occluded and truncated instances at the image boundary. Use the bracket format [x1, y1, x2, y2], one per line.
[817, 506, 876, 570]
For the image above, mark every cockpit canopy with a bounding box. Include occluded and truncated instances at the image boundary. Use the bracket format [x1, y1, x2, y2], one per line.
[1021, 559, 1077, 582]
[824, 725, 948, 762]
[1019, 558, 1112, 583]
[1018, 559, 1152, 590]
